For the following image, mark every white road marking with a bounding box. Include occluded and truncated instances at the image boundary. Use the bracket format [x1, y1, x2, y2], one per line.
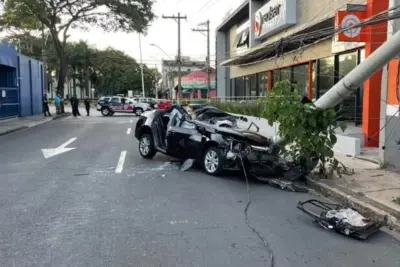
[41, 137, 77, 159]
[127, 128, 132, 135]
[115, 151, 127, 173]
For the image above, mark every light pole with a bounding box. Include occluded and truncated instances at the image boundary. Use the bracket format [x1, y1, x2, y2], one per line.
[139, 33, 145, 98]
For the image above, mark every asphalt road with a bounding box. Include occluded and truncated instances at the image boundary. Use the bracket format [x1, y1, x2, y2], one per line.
[0, 108, 399, 267]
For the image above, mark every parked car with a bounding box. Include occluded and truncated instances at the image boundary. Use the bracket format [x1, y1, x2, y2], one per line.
[156, 99, 172, 110]
[134, 104, 316, 181]
[97, 96, 151, 116]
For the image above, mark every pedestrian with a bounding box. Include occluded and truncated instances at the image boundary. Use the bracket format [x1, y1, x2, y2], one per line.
[71, 94, 81, 117]
[60, 96, 65, 114]
[54, 94, 61, 114]
[84, 96, 90, 116]
[42, 94, 52, 117]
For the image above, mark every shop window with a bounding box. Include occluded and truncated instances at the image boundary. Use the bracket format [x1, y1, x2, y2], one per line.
[248, 74, 257, 99]
[244, 76, 250, 99]
[292, 64, 308, 95]
[258, 72, 267, 97]
[235, 76, 245, 100]
[337, 52, 358, 123]
[281, 67, 291, 82]
[272, 69, 281, 87]
[318, 56, 335, 98]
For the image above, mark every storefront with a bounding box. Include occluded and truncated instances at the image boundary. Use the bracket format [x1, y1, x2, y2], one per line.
[216, 0, 388, 147]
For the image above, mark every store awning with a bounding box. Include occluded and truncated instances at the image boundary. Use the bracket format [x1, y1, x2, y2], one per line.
[174, 70, 216, 90]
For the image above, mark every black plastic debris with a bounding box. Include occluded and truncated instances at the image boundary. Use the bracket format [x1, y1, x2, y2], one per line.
[297, 199, 387, 240]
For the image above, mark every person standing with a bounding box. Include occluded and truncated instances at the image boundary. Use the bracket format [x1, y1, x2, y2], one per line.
[43, 94, 52, 117]
[84, 96, 91, 116]
[72, 94, 81, 117]
[54, 94, 61, 114]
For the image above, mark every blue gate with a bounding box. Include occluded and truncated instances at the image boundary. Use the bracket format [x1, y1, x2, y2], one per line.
[0, 64, 19, 119]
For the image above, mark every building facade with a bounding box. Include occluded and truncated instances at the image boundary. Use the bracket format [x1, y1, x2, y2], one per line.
[161, 57, 207, 98]
[0, 40, 45, 119]
[216, 0, 390, 150]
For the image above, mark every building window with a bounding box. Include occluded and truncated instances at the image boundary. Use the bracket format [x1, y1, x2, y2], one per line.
[281, 67, 291, 82]
[235, 76, 245, 100]
[318, 56, 335, 98]
[248, 74, 257, 98]
[258, 72, 267, 96]
[337, 51, 358, 123]
[292, 64, 308, 95]
[244, 76, 250, 99]
[272, 69, 281, 87]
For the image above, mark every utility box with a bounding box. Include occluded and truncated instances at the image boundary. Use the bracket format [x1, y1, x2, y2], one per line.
[128, 90, 133, 98]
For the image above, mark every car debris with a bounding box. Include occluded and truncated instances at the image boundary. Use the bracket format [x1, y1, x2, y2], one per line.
[297, 199, 387, 240]
[181, 158, 195, 171]
[134, 103, 317, 191]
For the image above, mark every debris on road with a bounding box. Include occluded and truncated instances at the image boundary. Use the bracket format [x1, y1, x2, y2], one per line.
[297, 199, 387, 240]
[181, 159, 195, 171]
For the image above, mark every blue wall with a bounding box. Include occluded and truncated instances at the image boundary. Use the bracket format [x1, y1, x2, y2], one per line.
[18, 54, 45, 116]
[0, 41, 19, 119]
[0, 41, 45, 118]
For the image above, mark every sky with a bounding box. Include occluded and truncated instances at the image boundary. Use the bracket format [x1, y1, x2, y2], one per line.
[68, 0, 245, 70]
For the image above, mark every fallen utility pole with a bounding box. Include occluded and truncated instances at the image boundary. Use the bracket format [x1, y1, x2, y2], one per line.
[274, 25, 400, 144]
[314, 26, 400, 109]
[162, 13, 187, 103]
[192, 20, 211, 99]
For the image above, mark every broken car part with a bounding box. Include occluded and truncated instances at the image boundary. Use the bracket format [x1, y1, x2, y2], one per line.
[297, 199, 387, 240]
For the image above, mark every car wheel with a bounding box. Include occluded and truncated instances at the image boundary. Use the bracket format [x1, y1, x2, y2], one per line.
[203, 147, 224, 176]
[139, 134, 156, 159]
[101, 108, 110, 116]
[135, 108, 144, 116]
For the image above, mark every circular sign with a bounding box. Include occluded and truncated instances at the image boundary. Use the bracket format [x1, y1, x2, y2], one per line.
[254, 12, 262, 37]
[341, 14, 361, 38]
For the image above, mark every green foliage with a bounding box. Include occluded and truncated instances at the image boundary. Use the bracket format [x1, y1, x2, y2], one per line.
[393, 197, 400, 205]
[212, 80, 349, 177]
[0, 0, 155, 95]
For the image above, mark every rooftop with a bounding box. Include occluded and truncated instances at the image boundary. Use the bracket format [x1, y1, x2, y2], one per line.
[216, 0, 249, 32]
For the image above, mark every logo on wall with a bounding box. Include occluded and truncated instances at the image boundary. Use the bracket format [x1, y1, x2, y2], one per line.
[254, 12, 262, 37]
[341, 14, 361, 38]
[254, 4, 282, 37]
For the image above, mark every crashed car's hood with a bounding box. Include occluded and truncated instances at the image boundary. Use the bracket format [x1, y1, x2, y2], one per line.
[194, 120, 271, 146]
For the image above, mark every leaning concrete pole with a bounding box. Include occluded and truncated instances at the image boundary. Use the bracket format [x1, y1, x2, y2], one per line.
[314, 28, 400, 108]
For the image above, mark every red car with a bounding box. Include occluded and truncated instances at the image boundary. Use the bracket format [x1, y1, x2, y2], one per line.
[156, 99, 172, 110]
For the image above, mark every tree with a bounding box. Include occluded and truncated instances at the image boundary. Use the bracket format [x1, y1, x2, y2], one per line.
[0, 0, 155, 96]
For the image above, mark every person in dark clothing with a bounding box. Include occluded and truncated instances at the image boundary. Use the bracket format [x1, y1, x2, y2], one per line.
[71, 95, 81, 117]
[43, 94, 52, 117]
[84, 96, 90, 116]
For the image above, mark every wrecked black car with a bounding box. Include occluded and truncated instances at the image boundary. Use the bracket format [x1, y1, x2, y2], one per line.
[134, 104, 315, 185]
[192, 105, 248, 128]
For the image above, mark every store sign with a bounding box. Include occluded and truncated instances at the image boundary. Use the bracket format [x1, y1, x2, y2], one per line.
[235, 20, 250, 55]
[335, 10, 367, 42]
[253, 0, 297, 40]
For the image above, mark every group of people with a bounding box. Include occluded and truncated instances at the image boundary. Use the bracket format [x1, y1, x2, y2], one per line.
[43, 94, 92, 117]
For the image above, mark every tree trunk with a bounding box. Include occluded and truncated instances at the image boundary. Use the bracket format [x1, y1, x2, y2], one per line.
[56, 55, 68, 97]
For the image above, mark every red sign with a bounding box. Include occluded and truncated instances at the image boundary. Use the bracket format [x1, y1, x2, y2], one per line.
[335, 11, 367, 42]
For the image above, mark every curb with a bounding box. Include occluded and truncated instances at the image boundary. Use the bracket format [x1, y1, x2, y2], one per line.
[306, 177, 400, 233]
[0, 113, 71, 136]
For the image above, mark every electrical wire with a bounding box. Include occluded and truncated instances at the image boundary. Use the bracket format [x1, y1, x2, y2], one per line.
[239, 154, 275, 267]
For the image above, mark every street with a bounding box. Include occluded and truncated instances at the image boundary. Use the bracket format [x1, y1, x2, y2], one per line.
[0, 110, 399, 267]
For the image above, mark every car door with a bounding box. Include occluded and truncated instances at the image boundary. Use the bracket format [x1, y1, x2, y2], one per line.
[123, 98, 134, 112]
[109, 97, 122, 112]
[166, 116, 199, 159]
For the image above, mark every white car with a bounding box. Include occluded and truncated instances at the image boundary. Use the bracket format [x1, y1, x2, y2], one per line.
[97, 96, 151, 116]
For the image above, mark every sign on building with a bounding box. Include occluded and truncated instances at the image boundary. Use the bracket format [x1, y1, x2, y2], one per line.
[253, 0, 297, 40]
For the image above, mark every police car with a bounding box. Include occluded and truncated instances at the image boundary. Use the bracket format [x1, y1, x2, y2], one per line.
[97, 96, 151, 116]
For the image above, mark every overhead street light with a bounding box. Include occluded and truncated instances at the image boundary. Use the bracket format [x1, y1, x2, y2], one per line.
[150, 44, 173, 60]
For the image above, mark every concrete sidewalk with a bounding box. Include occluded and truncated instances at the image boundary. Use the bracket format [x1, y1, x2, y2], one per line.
[307, 153, 400, 232]
[0, 106, 71, 136]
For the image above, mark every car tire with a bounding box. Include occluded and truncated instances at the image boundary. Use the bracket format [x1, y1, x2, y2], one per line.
[101, 107, 111, 116]
[139, 134, 156, 159]
[203, 146, 224, 176]
[134, 108, 144, 116]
